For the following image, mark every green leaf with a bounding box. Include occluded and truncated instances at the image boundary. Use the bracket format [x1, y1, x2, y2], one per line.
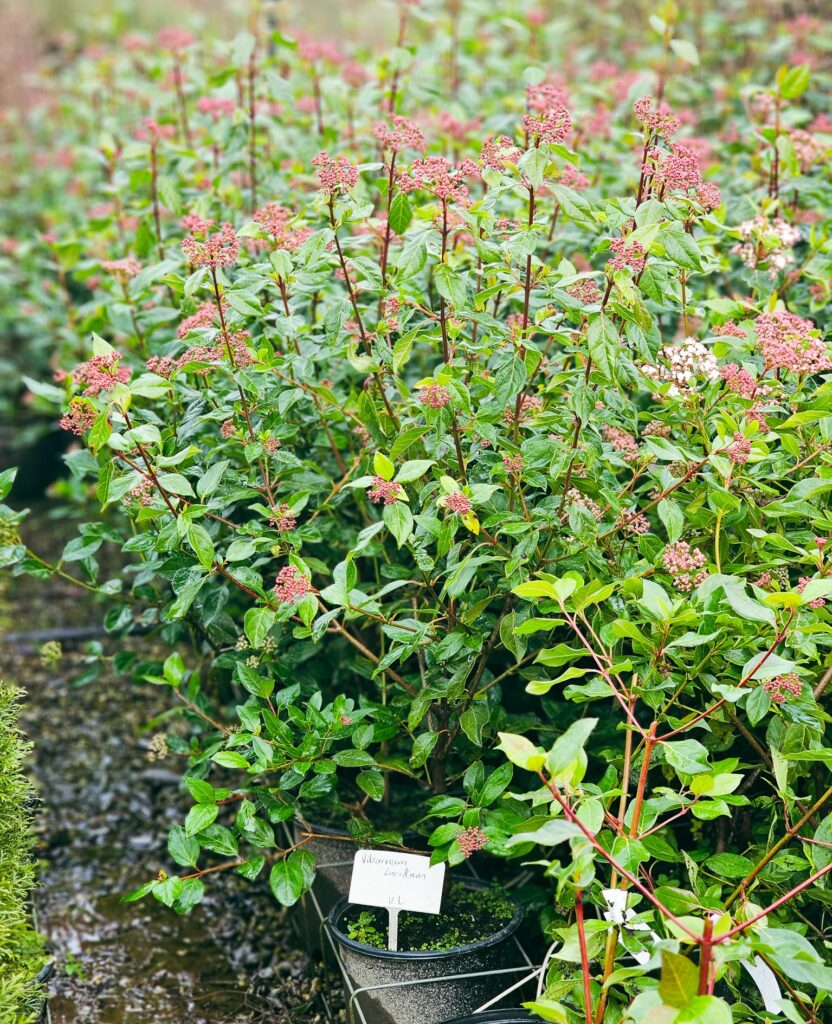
[188, 524, 215, 570]
[778, 64, 810, 100]
[211, 750, 251, 769]
[506, 819, 582, 847]
[196, 460, 229, 499]
[670, 38, 699, 65]
[723, 582, 775, 624]
[269, 852, 308, 907]
[586, 314, 618, 383]
[659, 950, 699, 1009]
[185, 803, 218, 836]
[675, 996, 732, 1024]
[409, 731, 438, 768]
[244, 607, 276, 648]
[383, 502, 413, 548]
[395, 459, 434, 483]
[0, 467, 17, 500]
[661, 228, 702, 271]
[547, 718, 597, 775]
[664, 740, 710, 776]
[373, 451, 395, 481]
[157, 473, 195, 498]
[459, 703, 489, 746]
[705, 853, 754, 879]
[168, 825, 200, 868]
[389, 193, 413, 235]
[746, 685, 771, 726]
[434, 263, 468, 308]
[225, 289, 262, 317]
[497, 732, 545, 771]
[152, 875, 183, 908]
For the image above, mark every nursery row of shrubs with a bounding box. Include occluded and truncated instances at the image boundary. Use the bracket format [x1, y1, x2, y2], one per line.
[1, 1, 831, 1021]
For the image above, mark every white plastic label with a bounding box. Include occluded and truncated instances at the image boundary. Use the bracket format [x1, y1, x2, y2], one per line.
[348, 850, 446, 915]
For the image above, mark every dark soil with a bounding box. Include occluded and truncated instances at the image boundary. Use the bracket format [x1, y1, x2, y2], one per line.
[0, 504, 330, 1023]
[343, 883, 515, 953]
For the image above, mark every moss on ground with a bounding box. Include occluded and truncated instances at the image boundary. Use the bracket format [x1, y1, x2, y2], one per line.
[0, 682, 46, 1024]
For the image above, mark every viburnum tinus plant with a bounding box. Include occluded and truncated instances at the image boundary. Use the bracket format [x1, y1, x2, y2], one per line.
[2, 0, 832, 1019]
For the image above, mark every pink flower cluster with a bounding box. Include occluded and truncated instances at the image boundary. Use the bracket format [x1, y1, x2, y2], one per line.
[368, 477, 404, 505]
[621, 510, 649, 535]
[177, 300, 217, 339]
[269, 503, 297, 532]
[523, 105, 572, 145]
[726, 432, 751, 465]
[180, 213, 215, 234]
[59, 400, 98, 435]
[755, 311, 831, 375]
[136, 118, 175, 143]
[147, 330, 252, 378]
[526, 80, 569, 113]
[603, 424, 639, 460]
[197, 96, 235, 120]
[480, 135, 522, 170]
[156, 26, 195, 51]
[651, 144, 720, 209]
[181, 222, 240, 269]
[608, 237, 647, 273]
[69, 351, 131, 395]
[763, 673, 802, 704]
[563, 488, 603, 520]
[567, 279, 603, 305]
[253, 203, 311, 250]
[457, 826, 488, 858]
[662, 541, 708, 591]
[102, 257, 142, 277]
[312, 152, 359, 195]
[443, 492, 472, 515]
[502, 453, 524, 475]
[789, 129, 824, 172]
[634, 96, 679, 138]
[720, 363, 757, 398]
[418, 383, 451, 409]
[273, 566, 316, 604]
[372, 115, 425, 152]
[713, 321, 746, 338]
[505, 394, 543, 424]
[399, 156, 476, 205]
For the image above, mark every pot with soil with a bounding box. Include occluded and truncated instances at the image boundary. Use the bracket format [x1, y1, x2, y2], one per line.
[328, 879, 524, 1024]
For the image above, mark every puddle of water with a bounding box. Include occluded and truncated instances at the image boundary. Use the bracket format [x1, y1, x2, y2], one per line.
[1, 505, 324, 1024]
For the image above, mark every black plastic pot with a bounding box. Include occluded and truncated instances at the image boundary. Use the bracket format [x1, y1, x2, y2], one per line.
[436, 1011, 534, 1024]
[328, 880, 524, 1024]
[290, 817, 357, 955]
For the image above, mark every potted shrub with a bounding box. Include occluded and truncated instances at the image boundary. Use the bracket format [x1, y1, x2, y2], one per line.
[1, 1, 831, 1019]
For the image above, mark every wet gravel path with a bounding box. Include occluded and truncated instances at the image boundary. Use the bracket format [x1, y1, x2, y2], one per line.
[0, 506, 326, 1023]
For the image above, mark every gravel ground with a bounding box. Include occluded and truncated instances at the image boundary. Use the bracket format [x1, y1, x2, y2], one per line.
[0, 504, 334, 1023]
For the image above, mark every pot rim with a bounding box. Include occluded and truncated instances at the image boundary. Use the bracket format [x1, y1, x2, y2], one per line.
[328, 878, 523, 961]
[434, 1011, 534, 1024]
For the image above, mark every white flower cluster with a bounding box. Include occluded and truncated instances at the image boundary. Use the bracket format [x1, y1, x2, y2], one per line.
[641, 337, 719, 398]
[732, 215, 800, 278]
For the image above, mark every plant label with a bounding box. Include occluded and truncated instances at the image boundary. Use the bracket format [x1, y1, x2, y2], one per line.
[348, 849, 446, 917]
